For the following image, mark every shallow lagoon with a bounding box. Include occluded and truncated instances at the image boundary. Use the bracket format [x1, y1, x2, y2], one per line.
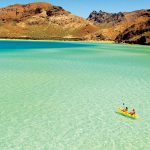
[0, 40, 150, 149]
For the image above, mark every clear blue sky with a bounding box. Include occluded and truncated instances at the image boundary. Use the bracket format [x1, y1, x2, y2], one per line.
[0, 0, 149, 18]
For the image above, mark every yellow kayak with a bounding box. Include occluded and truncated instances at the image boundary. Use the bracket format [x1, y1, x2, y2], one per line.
[117, 107, 139, 119]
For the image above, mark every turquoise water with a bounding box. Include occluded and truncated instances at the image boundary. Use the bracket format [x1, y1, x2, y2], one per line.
[0, 40, 150, 150]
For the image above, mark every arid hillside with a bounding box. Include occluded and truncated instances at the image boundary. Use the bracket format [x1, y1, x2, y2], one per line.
[0, 2, 98, 40]
[0, 2, 149, 44]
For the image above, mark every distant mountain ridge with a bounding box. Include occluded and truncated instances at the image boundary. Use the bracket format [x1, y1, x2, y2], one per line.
[0, 2, 149, 45]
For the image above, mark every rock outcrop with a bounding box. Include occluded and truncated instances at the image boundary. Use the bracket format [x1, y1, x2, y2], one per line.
[87, 10, 125, 24]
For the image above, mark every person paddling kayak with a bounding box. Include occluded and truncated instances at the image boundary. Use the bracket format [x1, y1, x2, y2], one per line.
[129, 109, 136, 116]
[122, 107, 128, 112]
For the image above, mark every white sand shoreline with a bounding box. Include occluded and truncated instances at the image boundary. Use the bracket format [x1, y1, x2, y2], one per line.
[0, 38, 114, 44]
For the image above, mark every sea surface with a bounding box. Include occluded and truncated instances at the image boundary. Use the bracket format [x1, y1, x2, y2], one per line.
[0, 40, 150, 150]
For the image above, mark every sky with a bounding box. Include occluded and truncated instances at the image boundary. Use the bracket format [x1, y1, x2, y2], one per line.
[0, 0, 150, 18]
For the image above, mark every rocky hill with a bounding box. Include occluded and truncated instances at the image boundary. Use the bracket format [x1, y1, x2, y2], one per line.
[0, 2, 97, 40]
[87, 9, 150, 45]
[0, 2, 149, 45]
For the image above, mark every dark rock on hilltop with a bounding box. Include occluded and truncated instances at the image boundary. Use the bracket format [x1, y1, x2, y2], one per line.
[87, 10, 125, 24]
[46, 6, 69, 16]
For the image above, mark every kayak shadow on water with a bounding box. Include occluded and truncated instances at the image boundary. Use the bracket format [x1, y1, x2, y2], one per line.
[115, 111, 137, 120]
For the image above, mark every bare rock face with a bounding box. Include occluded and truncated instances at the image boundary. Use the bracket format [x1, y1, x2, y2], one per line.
[46, 6, 69, 16]
[87, 10, 125, 24]
[115, 20, 150, 45]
